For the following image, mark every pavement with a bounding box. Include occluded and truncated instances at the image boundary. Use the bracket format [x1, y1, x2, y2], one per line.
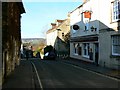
[2, 59, 35, 89]
[1, 57, 120, 89]
[61, 57, 120, 80]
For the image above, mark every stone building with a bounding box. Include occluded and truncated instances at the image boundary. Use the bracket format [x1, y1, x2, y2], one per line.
[2, 1, 25, 81]
[99, 0, 120, 69]
[46, 18, 70, 56]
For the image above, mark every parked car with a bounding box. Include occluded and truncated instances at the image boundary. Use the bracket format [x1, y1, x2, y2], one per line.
[43, 51, 56, 60]
[43, 45, 56, 60]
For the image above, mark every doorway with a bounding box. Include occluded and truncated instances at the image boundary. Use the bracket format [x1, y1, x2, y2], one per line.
[94, 43, 99, 66]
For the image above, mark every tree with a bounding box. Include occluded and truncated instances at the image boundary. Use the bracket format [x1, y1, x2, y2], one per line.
[63, 32, 70, 47]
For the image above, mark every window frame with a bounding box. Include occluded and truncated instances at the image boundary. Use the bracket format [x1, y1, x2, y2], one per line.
[111, 0, 120, 22]
[112, 35, 120, 56]
[84, 20, 89, 31]
[73, 43, 81, 55]
[83, 43, 90, 58]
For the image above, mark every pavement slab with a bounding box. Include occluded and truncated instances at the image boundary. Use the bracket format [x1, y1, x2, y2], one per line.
[2, 60, 35, 89]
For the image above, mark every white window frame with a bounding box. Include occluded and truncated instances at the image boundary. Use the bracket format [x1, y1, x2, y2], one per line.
[112, 0, 120, 22]
[112, 35, 120, 56]
[73, 43, 79, 55]
[83, 43, 90, 58]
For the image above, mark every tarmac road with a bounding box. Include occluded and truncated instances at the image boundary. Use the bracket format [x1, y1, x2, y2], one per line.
[32, 59, 119, 88]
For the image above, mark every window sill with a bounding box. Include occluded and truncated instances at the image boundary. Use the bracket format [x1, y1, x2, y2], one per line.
[74, 53, 78, 55]
[110, 55, 120, 58]
[110, 20, 120, 24]
[84, 30, 89, 32]
[83, 55, 89, 58]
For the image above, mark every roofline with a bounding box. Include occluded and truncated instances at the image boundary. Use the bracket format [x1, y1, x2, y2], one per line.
[17, 2, 26, 14]
[46, 19, 68, 34]
[69, 4, 83, 14]
[70, 0, 90, 14]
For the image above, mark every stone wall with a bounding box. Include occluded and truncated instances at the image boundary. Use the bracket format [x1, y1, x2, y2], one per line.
[2, 2, 25, 82]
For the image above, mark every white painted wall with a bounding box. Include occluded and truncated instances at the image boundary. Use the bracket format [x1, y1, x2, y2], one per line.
[46, 30, 57, 47]
[70, 0, 120, 69]
[98, 0, 118, 30]
[70, 0, 99, 38]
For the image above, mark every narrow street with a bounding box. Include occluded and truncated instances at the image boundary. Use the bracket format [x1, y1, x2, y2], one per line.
[32, 59, 119, 88]
[3, 58, 119, 89]
[32, 60, 118, 88]
[2, 0, 120, 89]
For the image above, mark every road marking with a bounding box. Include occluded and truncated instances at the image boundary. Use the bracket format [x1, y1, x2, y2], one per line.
[61, 62, 120, 82]
[31, 62, 43, 90]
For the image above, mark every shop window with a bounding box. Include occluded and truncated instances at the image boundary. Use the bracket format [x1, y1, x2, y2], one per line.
[78, 47, 82, 55]
[83, 43, 90, 57]
[73, 43, 80, 55]
[73, 43, 76, 54]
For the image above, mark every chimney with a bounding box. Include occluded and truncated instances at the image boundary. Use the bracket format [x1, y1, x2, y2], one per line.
[83, 0, 87, 3]
[56, 19, 64, 26]
[51, 23, 56, 29]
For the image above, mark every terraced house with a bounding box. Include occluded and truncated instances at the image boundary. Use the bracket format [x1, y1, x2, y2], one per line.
[70, 0, 120, 69]
[2, 1, 25, 81]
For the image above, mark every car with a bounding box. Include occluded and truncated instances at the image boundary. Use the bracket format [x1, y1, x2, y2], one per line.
[43, 51, 56, 60]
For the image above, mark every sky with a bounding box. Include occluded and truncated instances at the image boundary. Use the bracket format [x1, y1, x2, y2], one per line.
[21, 0, 83, 39]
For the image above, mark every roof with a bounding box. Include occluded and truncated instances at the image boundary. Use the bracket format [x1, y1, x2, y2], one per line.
[46, 19, 67, 34]
[70, 0, 90, 14]
[56, 19, 65, 23]
[69, 4, 83, 14]
[17, 2, 26, 14]
[51, 23, 56, 25]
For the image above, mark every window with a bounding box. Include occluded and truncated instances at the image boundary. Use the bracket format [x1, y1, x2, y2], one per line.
[73, 43, 77, 54]
[85, 20, 89, 31]
[73, 43, 80, 55]
[112, 0, 120, 21]
[112, 35, 120, 56]
[78, 47, 82, 55]
[62, 33, 64, 37]
[83, 43, 90, 57]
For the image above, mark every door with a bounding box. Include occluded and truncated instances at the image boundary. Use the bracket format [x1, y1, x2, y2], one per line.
[95, 43, 99, 66]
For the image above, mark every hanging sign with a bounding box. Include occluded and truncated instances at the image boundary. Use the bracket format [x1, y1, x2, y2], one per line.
[73, 25, 79, 30]
[84, 11, 91, 18]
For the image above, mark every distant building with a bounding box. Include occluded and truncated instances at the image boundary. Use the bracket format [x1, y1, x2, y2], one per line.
[70, 0, 120, 69]
[46, 17, 70, 56]
[2, 1, 25, 81]
[21, 38, 46, 57]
